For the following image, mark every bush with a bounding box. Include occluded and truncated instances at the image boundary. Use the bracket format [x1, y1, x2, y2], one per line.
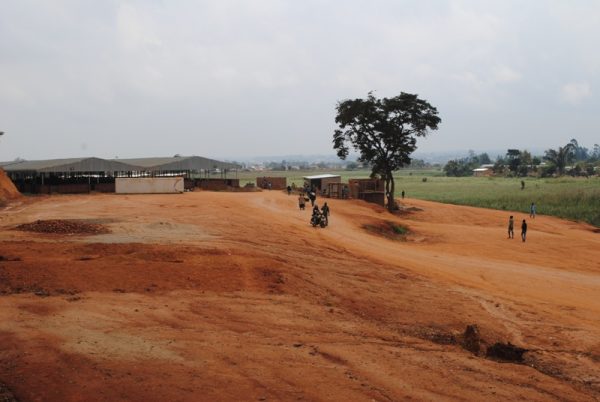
[390, 223, 409, 235]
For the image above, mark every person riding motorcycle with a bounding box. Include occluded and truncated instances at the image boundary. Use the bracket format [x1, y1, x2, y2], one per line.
[310, 205, 327, 228]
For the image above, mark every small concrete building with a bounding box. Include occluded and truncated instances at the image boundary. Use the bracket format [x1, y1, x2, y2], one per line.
[256, 176, 287, 190]
[303, 174, 341, 196]
[348, 178, 385, 206]
[473, 164, 494, 177]
[115, 177, 184, 194]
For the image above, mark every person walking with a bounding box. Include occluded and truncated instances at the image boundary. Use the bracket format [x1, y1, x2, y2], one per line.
[401, 190, 405, 199]
[298, 193, 306, 210]
[321, 202, 330, 223]
[521, 219, 528, 242]
[341, 186, 348, 199]
[530, 202, 536, 219]
[286, 185, 292, 195]
[309, 191, 316, 207]
[508, 215, 514, 239]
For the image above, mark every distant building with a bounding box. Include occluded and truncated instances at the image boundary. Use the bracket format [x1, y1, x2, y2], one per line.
[472, 165, 493, 177]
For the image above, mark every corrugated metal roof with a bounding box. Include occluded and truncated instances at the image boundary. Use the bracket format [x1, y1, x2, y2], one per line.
[2, 157, 138, 173]
[114, 156, 239, 170]
[112, 157, 188, 168]
[1, 156, 240, 173]
[303, 174, 341, 180]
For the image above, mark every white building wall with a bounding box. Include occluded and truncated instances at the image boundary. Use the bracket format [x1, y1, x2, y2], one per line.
[115, 177, 184, 194]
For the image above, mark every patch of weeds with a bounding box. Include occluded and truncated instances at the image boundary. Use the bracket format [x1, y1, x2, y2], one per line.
[363, 221, 410, 240]
[390, 223, 409, 235]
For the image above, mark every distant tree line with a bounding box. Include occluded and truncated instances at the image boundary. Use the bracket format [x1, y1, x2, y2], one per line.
[443, 151, 491, 177]
[443, 139, 600, 177]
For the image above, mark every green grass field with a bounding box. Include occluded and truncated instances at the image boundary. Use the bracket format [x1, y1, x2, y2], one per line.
[234, 169, 600, 227]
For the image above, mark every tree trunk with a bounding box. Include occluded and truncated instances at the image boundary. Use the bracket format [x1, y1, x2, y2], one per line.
[385, 172, 395, 212]
[389, 176, 395, 212]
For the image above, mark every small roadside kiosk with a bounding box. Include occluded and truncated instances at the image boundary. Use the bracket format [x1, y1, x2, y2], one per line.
[348, 178, 385, 206]
[303, 174, 341, 197]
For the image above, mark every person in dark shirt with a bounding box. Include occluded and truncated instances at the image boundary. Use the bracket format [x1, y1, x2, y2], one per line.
[321, 202, 330, 223]
[521, 219, 527, 242]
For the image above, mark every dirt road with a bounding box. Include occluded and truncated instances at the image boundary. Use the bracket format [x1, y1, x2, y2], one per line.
[0, 191, 599, 401]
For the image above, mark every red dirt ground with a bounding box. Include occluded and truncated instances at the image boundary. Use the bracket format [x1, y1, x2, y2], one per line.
[0, 191, 599, 401]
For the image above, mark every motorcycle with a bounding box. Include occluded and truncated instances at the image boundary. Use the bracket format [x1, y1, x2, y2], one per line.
[310, 211, 328, 228]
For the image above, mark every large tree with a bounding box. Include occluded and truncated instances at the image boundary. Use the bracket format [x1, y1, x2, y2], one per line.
[333, 92, 441, 211]
[544, 143, 575, 175]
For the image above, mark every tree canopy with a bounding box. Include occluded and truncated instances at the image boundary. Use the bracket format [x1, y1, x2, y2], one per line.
[544, 143, 575, 175]
[443, 152, 491, 177]
[333, 92, 441, 211]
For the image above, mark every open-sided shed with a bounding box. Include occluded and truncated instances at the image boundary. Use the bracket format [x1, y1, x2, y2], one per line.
[0, 155, 240, 194]
[1, 158, 139, 194]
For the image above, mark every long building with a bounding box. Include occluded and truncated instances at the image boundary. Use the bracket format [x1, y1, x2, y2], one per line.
[0, 155, 240, 194]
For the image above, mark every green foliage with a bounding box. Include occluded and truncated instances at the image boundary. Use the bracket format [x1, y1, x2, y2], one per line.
[506, 149, 522, 174]
[390, 223, 409, 235]
[443, 158, 476, 177]
[333, 91, 441, 211]
[345, 162, 359, 170]
[443, 151, 491, 177]
[544, 143, 575, 175]
[363, 221, 410, 240]
[397, 175, 600, 227]
[570, 138, 589, 161]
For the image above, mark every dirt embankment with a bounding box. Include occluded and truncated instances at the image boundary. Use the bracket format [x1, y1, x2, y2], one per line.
[0, 169, 20, 204]
[0, 191, 599, 401]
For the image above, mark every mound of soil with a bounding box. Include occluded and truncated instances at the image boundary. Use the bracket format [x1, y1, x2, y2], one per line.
[15, 219, 110, 235]
[0, 168, 21, 202]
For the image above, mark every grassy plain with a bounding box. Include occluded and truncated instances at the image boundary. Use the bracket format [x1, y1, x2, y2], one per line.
[235, 169, 600, 226]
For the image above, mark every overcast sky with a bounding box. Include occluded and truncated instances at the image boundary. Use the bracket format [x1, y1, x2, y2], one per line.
[1, 1, 599, 161]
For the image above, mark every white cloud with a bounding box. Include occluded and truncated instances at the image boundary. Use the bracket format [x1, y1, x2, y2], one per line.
[492, 65, 521, 83]
[561, 82, 592, 105]
[116, 4, 163, 50]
